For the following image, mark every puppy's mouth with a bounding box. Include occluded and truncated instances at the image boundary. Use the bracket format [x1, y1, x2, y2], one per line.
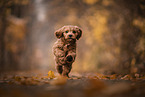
[66, 38, 75, 41]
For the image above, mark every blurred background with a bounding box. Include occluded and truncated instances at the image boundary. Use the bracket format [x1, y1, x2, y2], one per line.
[0, 0, 145, 74]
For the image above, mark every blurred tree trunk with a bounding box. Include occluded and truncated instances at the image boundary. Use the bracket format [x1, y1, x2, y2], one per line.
[0, 1, 8, 71]
[0, 0, 29, 71]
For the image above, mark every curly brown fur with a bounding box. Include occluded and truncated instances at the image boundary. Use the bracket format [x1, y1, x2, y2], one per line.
[53, 25, 82, 77]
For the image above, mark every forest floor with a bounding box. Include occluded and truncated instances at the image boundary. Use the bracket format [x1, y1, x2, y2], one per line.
[0, 71, 145, 97]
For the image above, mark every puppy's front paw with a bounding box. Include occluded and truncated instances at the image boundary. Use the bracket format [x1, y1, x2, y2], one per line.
[66, 55, 73, 62]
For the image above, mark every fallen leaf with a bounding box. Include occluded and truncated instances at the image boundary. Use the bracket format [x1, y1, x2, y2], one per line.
[48, 71, 55, 79]
[121, 75, 133, 80]
[108, 74, 117, 80]
[95, 73, 108, 80]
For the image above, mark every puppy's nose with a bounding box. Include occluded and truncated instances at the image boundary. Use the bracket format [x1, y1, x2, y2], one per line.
[69, 35, 72, 38]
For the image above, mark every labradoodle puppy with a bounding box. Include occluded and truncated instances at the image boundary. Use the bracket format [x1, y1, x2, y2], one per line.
[53, 25, 82, 77]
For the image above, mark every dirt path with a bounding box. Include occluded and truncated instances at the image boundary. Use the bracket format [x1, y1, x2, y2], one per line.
[0, 72, 145, 97]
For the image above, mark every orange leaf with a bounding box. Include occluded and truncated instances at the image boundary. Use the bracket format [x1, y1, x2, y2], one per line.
[47, 71, 55, 79]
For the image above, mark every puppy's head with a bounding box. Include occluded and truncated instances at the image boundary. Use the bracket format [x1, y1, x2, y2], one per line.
[55, 25, 82, 42]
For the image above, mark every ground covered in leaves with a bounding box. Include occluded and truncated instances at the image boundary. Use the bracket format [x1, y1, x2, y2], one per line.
[0, 71, 145, 97]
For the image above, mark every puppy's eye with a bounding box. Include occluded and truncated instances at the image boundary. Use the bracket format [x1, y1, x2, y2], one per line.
[66, 31, 68, 33]
[73, 31, 76, 33]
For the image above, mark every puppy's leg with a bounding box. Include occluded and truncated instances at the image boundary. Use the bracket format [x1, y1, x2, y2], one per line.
[56, 65, 63, 75]
[62, 65, 72, 77]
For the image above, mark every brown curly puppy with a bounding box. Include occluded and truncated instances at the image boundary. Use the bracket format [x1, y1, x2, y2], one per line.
[53, 25, 82, 77]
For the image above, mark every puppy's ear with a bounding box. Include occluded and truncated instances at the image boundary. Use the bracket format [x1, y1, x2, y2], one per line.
[76, 27, 82, 40]
[55, 29, 63, 39]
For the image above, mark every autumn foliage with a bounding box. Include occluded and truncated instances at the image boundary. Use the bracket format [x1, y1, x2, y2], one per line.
[0, 0, 144, 75]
